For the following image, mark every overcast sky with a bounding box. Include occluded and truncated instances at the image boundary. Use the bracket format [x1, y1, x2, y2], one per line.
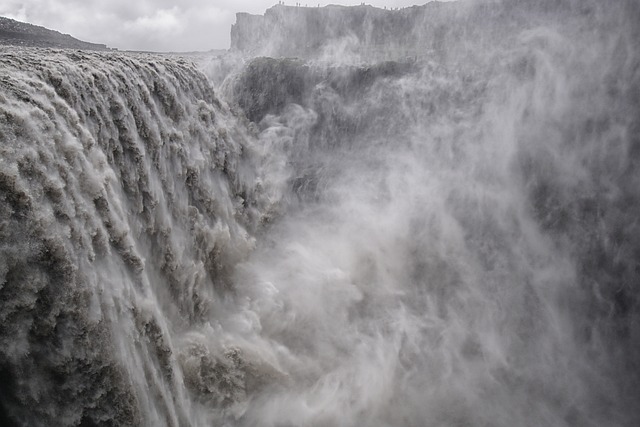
[0, 1, 454, 52]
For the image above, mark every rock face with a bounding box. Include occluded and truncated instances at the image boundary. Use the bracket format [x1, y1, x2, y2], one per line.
[231, 4, 420, 58]
[229, 1, 606, 61]
[0, 16, 108, 50]
[230, 2, 484, 59]
[231, 57, 416, 122]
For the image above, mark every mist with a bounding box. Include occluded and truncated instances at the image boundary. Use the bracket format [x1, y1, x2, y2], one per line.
[1, 0, 639, 426]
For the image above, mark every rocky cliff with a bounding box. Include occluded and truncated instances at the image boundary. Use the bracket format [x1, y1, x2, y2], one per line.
[230, 2, 500, 60]
[229, 1, 608, 61]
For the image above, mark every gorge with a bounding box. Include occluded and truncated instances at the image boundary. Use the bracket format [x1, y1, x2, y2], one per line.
[1, 1, 639, 426]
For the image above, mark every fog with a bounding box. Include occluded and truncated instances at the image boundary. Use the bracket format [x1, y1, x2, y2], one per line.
[0, 0, 639, 426]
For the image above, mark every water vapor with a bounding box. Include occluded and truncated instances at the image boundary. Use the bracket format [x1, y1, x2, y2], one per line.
[1, 1, 639, 426]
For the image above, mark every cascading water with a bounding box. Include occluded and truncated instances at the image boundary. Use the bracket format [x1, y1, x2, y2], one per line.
[0, 49, 283, 426]
[1, 1, 639, 426]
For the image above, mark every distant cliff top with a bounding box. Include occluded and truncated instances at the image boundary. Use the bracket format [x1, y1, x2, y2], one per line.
[0, 16, 108, 50]
[230, 2, 469, 60]
[229, 1, 597, 61]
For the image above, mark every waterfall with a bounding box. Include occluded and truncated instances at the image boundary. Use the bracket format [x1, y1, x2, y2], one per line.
[0, 48, 282, 426]
[1, 1, 639, 426]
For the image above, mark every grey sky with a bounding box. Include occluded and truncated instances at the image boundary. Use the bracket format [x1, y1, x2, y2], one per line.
[0, 1, 451, 52]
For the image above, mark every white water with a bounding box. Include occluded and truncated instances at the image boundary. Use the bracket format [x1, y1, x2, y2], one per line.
[1, 1, 639, 426]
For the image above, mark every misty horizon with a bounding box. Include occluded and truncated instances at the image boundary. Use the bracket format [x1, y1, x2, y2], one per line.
[0, 0, 457, 52]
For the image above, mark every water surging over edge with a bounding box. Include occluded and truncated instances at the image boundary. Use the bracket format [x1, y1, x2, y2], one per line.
[1, 1, 640, 426]
[0, 48, 288, 426]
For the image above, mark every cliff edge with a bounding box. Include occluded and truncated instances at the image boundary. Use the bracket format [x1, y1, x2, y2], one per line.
[230, 2, 472, 60]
